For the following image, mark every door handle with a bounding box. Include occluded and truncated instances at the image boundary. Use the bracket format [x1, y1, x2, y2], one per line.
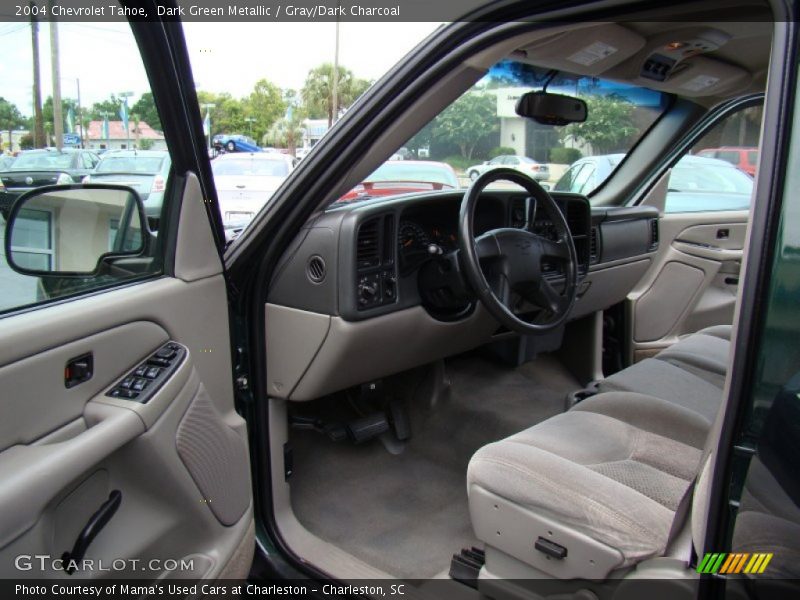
[61, 490, 121, 574]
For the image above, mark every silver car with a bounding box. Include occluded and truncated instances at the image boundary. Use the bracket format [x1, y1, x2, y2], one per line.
[466, 154, 550, 181]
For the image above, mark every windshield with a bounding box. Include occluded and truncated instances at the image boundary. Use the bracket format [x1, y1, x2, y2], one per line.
[12, 152, 73, 170]
[336, 60, 668, 205]
[96, 156, 165, 174]
[212, 158, 290, 177]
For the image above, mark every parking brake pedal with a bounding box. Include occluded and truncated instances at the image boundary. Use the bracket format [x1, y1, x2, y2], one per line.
[346, 413, 389, 444]
[449, 546, 485, 589]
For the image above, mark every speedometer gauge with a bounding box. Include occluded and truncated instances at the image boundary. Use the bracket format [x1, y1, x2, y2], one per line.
[398, 221, 430, 250]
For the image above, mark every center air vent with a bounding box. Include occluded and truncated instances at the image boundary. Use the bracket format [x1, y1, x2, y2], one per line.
[307, 255, 326, 283]
[356, 218, 380, 270]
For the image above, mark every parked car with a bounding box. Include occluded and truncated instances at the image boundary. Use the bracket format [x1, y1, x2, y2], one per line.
[466, 154, 549, 181]
[337, 160, 460, 202]
[211, 152, 294, 226]
[555, 153, 753, 211]
[82, 150, 171, 220]
[696, 146, 758, 176]
[212, 134, 261, 153]
[0, 148, 100, 217]
[0, 155, 15, 170]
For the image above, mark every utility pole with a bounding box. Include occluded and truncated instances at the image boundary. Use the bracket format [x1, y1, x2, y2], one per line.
[49, 17, 63, 150]
[331, 8, 340, 127]
[245, 117, 256, 137]
[119, 91, 134, 149]
[30, 4, 45, 148]
[76, 78, 84, 148]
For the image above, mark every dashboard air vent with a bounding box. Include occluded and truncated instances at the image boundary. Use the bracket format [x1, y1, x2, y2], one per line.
[649, 218, 659, 251]
[356, 218, 380, 270]
[566, 201, 589, 235]
[589, 227, 600, 264]
[307, 255, 326, 283]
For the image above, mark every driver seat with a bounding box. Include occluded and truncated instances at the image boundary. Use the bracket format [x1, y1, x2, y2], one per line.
[466, 391, 708, 579]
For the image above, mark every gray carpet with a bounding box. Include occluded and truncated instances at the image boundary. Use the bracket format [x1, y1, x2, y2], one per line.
[289, 352, 579, 579]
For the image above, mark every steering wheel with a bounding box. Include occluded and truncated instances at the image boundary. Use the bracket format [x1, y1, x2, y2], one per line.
[458, 168, 579, 334]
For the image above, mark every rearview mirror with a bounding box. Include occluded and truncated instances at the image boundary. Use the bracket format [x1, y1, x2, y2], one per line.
[4, 184, 147, 277]
[516, 92, 587, 126]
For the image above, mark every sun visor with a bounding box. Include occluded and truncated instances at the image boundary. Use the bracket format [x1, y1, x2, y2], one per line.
[517, 24, 646, 76]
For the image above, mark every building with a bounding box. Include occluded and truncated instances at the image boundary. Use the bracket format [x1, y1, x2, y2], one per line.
[85, 120, 166, 151]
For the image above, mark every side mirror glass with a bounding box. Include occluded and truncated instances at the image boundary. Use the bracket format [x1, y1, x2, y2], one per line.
[516, 91, 588, 126]
[4, 184, 147, 277]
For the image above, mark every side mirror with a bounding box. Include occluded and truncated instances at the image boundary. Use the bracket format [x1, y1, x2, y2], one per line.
[4, 184, 147, 277]
[516, 92, 587, 126]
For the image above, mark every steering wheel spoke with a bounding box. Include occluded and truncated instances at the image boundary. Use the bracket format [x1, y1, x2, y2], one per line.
[540, 237, 570, 261]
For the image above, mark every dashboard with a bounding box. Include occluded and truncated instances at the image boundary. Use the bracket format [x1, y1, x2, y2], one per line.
[265, 189, 660, 401]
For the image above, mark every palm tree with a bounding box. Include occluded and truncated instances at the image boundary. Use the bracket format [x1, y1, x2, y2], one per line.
[266, 115, 305, 156]
[301, 64, 370, 127]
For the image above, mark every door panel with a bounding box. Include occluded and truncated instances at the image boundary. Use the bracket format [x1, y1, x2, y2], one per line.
[627, 210, 748, 362]
[0, 177, 253, 579]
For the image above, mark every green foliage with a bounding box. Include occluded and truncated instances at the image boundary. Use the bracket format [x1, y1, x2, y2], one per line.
[561, 94, 637, 155]
[266, 113, 305, 154]
[549, 147, 582, 164]
[19, 133, 34, 150]
[432, 92, 498, 160]
[88, 95, 122, 120]
[301, 63, 371, 126]
[245, 79, 286, 143]
[131, 92, 161, 131]
[0, 97, 25, 151]
[489, 146, 516, 159]
[137, 138, 154, 150]
[441, 155, 472, 171]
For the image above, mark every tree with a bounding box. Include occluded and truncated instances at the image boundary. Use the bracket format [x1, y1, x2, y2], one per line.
[196, 91, 247, 137]
[88, 95, 122, 121]
[301, 63, 371, 126]
[560, 94, 638, 155]
[266, 113, 305, 155]
[0, 97, 25, 152]
[131, 92, 162, 131]
[244, 79, 285, 143]
[432, 92, 498, 160]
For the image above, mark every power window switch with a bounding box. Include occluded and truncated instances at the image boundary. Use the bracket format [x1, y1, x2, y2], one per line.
[132, 378, 149, 391]
[119, 376, 135, 389]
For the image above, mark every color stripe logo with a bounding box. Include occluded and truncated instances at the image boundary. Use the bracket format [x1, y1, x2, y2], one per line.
[697, 552, 773, 574]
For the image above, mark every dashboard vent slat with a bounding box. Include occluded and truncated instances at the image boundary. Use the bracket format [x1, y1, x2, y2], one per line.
[356, 218, 380, 270]
[589, 227, 600, 264]
[307, 255, 326, 283]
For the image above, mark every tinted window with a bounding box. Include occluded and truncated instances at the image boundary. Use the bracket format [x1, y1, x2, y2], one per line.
[212, 158, 290, 177]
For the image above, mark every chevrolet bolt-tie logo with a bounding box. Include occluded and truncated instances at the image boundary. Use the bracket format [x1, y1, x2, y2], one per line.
[697, 552, 773, 574]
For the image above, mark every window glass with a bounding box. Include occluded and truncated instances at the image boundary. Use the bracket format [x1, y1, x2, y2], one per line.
[665, 103, 762, 213]
[332, 61, 668, 205]
[0, 20, 171, 315]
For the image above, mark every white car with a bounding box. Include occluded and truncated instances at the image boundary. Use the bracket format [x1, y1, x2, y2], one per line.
[466, 154, 550, 181]
[211, 152, 294, 227]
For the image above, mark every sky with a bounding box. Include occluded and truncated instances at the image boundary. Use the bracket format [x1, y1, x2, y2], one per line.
[0, 21, 442, 119]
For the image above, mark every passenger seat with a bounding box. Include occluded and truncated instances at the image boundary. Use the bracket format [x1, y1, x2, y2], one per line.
[466, 324, 734, 579]
[595, 325, 732, 426]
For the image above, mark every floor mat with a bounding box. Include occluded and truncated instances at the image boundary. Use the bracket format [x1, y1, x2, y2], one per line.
[289, 352, 579, 579]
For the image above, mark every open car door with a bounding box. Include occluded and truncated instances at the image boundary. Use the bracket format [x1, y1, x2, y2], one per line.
[0, 10, 253, 580]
